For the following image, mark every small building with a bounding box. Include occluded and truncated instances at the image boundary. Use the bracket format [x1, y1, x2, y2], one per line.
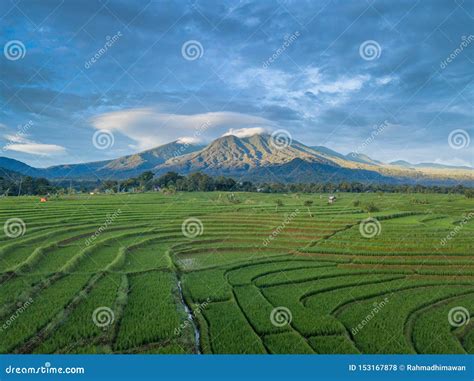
[328, 195, 336, 204]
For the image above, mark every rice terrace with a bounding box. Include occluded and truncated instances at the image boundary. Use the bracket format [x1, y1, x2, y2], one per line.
[1, 191, 473, 354]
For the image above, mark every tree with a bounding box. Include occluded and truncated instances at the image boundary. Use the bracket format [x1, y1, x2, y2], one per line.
[464, 189, 474, 198]
[363, 202, 380, 213]
[275, 199, 284, 211]
[156, 172, 183, 187]
[138, 171, 154, 190]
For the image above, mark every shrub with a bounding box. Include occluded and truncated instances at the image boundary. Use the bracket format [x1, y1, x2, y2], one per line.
[363, 202, 379, 212]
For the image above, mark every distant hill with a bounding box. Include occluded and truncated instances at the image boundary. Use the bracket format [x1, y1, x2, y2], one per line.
[346, 152, 383, 165]
[0, 157, 41, 177]
[390, 160, 472, 170]
[0, 134, 472, 185]
[0, 165, 23, 180]
[0, 141, 203, 180]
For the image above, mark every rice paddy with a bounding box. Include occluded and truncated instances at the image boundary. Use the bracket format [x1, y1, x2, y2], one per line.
[0, 192, 472, 354]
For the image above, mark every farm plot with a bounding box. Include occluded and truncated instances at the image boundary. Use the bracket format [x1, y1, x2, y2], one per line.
[0, 192, 472, 354]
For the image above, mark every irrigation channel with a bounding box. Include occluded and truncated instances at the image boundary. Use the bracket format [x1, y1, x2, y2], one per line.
[177, 280, 201, 354]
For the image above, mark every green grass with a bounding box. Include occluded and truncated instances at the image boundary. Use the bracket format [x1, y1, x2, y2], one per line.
[0, 191, 472, 354]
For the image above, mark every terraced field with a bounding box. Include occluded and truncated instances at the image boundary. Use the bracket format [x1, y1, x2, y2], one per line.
[0, 192, 472, 354]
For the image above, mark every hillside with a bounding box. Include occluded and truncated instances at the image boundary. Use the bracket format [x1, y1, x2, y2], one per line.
[0, 134, 472, 185]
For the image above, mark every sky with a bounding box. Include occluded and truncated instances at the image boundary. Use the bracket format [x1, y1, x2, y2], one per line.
[0, 0, 473, 168]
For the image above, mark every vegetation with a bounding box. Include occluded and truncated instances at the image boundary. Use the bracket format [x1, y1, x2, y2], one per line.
[0, 173, 55, 196]
[4, 168, 473, 197]
[0, 191, 472, 354]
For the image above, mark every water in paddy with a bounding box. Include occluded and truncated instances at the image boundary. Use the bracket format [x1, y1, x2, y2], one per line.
[177, 280, 201, 354]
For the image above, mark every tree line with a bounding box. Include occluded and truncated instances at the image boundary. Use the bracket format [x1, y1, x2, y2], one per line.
[1, 170, 473, 197]
[96, 171, 474, 197]
[0, 175, 55, 196]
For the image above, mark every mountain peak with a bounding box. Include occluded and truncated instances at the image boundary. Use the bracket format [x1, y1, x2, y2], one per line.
[1, 135, 472, 185]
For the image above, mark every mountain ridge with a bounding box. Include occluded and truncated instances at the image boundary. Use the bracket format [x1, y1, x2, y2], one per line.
[0, 134, 472, 185]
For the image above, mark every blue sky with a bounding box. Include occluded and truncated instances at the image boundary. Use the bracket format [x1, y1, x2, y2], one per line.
[0, 0, 472, 168]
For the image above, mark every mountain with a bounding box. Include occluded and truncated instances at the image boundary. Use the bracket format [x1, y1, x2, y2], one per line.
[245, 158, 395, 184]
[0, 141, 203, 180]
[0, 134, 472, 185]
[346, 152, 383, 165]
[158, 134, 472, 185]
[0, 166, 24, 180]
[164, 134, 335, 174]
[0, 157, 42, 177]
[309, 146, 348, 161]
[390, 160, 472, 170]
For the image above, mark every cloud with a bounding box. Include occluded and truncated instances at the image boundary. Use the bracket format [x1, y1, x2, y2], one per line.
[375, 76, 395, 86]
[2, 131, 66, 156]
[222, 127, 268, 138]
[176, 136, 201, 144]
[4, 134, 29, 144]
[4, 143, 66, 156]
[90, 109, 275, 150]
[231, 67, 372, 119]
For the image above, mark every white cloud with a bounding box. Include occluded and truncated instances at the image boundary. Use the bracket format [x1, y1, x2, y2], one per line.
[231, 66, 372, 119]
[4, 134, 29, 144]
[222, 127, 268, 138]
[375, 76, 394, 85]
[90, 109, 274, 150]
[177, 136, 201, 144]
[2, 133, 66, 156]
[5, 143, 66, 155]
[314, 75, 369, 94]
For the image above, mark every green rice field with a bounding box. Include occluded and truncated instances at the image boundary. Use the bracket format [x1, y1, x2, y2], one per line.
[0, 192, 473, 354]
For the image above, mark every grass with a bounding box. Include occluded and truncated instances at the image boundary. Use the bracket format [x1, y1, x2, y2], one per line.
[0, 191, 472, 354]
